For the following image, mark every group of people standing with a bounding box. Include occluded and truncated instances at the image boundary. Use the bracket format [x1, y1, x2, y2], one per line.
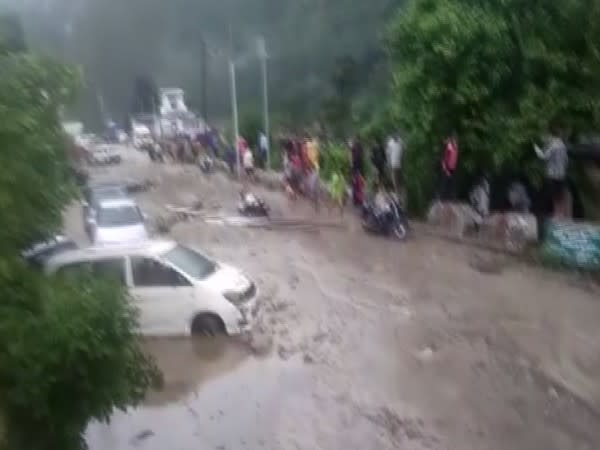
[349, 134, 406, 207]
[281, 135, 321, 205]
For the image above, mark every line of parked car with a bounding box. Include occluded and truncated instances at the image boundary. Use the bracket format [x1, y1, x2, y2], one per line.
[21, 182, 259, 337]
[82, 183, 149, 245]
[75, 134, 122, 166]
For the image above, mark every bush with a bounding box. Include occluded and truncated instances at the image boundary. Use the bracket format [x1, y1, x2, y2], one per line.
[0, 268, 160, 450]
[0, 30, 160, 450]
[321, 142, 351, 183]
[386, 0, 600, 213]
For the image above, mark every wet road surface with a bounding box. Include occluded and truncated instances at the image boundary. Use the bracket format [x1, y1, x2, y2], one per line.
[66, 148, 600, 450]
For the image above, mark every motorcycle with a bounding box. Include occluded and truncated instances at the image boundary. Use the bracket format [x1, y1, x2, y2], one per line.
[361, 194, 409, 241]
[238, 192, 269, 217]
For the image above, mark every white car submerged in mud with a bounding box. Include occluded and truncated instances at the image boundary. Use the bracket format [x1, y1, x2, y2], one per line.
[44, 240, 259, 336]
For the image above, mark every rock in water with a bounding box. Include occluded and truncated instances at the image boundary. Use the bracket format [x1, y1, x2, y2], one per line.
[480, 213, 538, 252]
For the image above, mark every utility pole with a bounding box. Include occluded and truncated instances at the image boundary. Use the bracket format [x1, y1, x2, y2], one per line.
[151, 94, 162, 139]
[97, 90, 107, 125]
[200, 35, 208, 123]
[257, 37, 270, 169]
[228, 21, 241, 178]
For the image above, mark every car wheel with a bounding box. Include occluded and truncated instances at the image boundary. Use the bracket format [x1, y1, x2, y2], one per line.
[191, 314, 225, 337]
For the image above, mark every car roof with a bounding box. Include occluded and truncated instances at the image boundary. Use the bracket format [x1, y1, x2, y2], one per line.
[46, 239, 177, 269]
[91, 187, 127, 199]
[98, 197, 138, 208]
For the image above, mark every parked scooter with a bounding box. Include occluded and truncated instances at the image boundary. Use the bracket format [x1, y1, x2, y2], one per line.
[361, 193, 409, 241]
[238, 190, 269, 217]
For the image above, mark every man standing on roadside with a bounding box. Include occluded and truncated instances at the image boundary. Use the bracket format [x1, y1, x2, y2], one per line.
[258, 131, 269, 169]
[386, 133, 404, 200]
[534, 124, 569, 218]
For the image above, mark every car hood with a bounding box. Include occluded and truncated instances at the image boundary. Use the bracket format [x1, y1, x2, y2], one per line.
[94, 224, 148, 245]
[202, 263, 251, 293]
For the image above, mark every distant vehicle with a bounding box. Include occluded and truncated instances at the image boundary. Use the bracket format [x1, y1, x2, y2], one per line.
[131, 123, 153, 149]
[88, 143, 121, 165]
[22, 235, 78, 269]
[62, 121, 84, 139]
[43, 239, 259, 336]
[86, 197, 148, 245]
[238, 191, 269, 217]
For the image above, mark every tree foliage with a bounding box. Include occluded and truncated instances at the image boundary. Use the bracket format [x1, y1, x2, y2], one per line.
[386, 0, 600, 211]
[130, 75, 159, 116]
[0, 21, 159, 450]
[0, 14, 25, 53]
[10, 0, 401, 126]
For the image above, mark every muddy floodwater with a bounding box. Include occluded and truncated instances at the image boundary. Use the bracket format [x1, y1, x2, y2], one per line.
[67, 148, 600, 450]
[87, 337, 312, 450]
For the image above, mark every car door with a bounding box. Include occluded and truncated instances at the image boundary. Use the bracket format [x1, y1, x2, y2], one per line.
[128, 256, 195, 336]
[90, 257, 127, 287]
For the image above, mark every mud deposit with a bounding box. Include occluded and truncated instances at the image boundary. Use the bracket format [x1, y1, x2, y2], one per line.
[69, 148, 600, 450]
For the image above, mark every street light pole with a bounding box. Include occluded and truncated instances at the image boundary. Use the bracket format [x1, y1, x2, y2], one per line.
[228, 16, 241, 179]
[257, 37, 270, 169]
[200, 35, 208, 123]
[229, 59, 240, 179]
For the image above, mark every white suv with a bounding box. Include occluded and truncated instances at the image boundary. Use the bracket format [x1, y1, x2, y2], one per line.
[44, 240, 259, 336]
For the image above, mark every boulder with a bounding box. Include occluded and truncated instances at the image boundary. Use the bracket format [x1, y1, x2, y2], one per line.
[480, 212, 538, 252]
[427, 201, 480, 237]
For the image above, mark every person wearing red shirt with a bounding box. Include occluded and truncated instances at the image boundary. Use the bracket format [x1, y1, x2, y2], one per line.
[439, 132, 459, 200]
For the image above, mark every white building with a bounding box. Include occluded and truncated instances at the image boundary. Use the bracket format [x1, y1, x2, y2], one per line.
[130, 87, 205, 140]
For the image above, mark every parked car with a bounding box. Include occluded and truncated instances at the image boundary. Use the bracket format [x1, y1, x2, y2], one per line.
[43, 239, 259, 336]
[86, 197, 149, 245]
[82, 183, 129, 234]
[88, 144, 121, 165]
[22, 235, 78, 269]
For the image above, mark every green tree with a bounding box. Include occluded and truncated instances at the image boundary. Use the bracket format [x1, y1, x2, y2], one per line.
[130, 75, 160, 116]
[386, 0, 600, 212]
[0, 23, 159, 450]
[0, 14, 26, 53]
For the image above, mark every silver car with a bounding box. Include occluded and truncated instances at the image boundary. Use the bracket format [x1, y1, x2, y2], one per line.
[82, 184, 128, 235]
[87, 197, 149, 245]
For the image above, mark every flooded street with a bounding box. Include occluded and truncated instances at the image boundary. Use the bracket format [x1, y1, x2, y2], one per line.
[69, 148, 600, 450]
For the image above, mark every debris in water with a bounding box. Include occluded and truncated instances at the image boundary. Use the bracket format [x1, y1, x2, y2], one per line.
[416, 346, 435, 361]
[129, 429, 154, 446]
[303, 353, 315, 364]
[126, 178, 157, 193]
[469, 253, 506, 274]
[244, 330, 273, 356]
[278, 344, 294, 360]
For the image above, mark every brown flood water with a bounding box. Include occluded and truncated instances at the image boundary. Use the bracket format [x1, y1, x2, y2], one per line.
[86, 337, 312, 450]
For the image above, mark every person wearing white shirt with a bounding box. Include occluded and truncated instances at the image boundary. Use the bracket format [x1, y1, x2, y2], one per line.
[386, 135, 404, 200]
[243, 148, 255, 179]
[258, 132, 269, 168]
[533, 126, 569, 218]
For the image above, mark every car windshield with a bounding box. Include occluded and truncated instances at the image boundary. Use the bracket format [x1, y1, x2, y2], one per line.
[162, 244, 217, 280]
[94, 187, 125, 200]
[97, 205, 142, 227]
